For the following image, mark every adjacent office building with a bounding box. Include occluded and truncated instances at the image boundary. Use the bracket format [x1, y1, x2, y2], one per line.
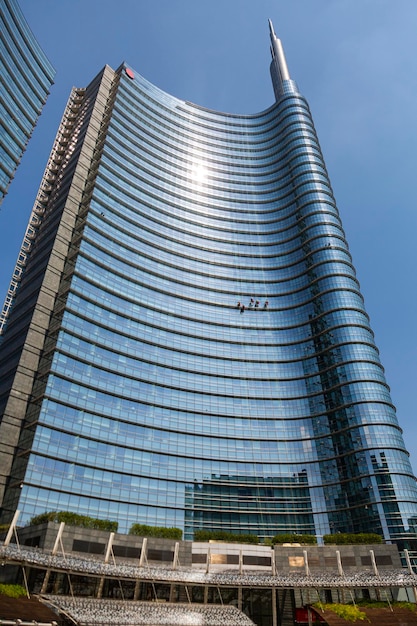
[1, 22, 416, 545]
[0, 0, 55, 204]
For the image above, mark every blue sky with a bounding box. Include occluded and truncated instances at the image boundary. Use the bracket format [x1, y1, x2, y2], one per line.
[2, 1, 417, 473]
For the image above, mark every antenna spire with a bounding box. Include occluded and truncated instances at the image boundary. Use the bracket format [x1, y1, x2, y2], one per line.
[268, 19, 290, 82]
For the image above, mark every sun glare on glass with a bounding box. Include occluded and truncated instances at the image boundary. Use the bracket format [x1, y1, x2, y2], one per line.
[189, 163, 208, 183]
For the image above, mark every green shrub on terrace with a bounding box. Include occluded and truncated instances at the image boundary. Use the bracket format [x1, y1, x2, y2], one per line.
[129, 524, 182, 539]
[28, 511, 118, 532]
[323, 533, 383, 545]
[0, 584, 27, 598]
[193, 530, 259, 544]
[315, 603, 369, 622]
[394, 601, 416, 612]
[272, 533, 317, 545]
[356, 600, 416, 612]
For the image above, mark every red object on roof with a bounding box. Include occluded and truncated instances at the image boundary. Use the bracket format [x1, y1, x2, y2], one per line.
[125, 67, 134, 79]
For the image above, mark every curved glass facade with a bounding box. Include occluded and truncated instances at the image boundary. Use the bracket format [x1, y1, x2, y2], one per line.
[0, 0, 55, 202]
[1, 28, 417, 544]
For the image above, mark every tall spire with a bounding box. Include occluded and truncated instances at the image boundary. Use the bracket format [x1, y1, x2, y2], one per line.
[268, 19, 290, 81]
[269, 19, 297, 100]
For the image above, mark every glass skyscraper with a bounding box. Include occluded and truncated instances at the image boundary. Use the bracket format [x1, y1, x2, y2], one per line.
[1, 22, 416, 545]
[0, 0, 55, 204]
